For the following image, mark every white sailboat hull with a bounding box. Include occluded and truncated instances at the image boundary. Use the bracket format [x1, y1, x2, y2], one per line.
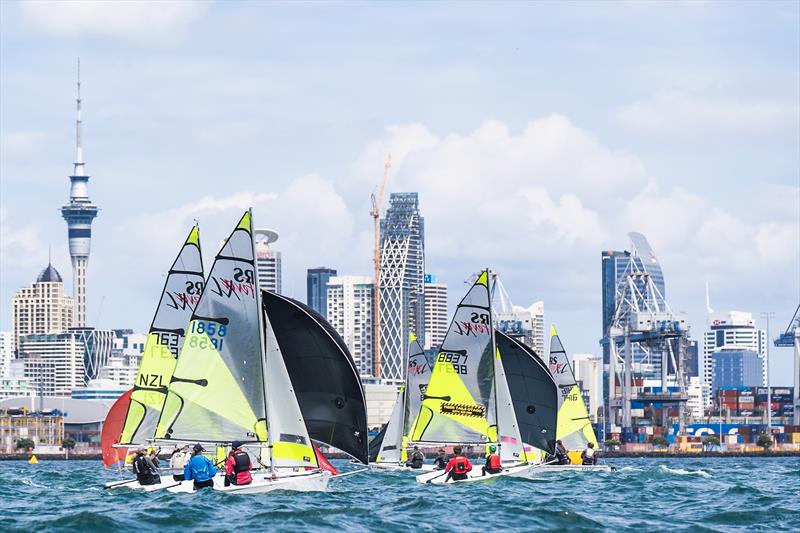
[536, 464, 614, 473]
[415, 463, 534, 485]
[369, 462, 436, 473]
[213, 470, 331, 494]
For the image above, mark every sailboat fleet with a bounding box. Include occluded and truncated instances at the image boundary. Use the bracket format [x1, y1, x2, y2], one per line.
[103, 210, 611, 493]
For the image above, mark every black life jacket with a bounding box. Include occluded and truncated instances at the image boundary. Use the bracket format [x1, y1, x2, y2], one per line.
[133, 455, 154, 482]
[453, 456, 469, 475]
[232, 450, 251, 473]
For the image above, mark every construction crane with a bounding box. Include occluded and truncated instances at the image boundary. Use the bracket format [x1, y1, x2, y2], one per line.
[774, 303, 800, 424]
[370, 154, 391, 378]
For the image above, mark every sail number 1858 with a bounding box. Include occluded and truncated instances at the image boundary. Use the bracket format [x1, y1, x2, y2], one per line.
[189, 320, 227, 350]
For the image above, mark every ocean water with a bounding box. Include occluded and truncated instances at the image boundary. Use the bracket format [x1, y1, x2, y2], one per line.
[2, 457, 798, 532]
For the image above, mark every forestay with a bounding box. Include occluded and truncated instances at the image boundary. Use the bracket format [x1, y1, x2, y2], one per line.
[156, 211, 267, 444]
[496, 331, 558, 455]
[411, 270, 496, 444]
[120, 225, 204, 445]
[549, 326, 597, 450]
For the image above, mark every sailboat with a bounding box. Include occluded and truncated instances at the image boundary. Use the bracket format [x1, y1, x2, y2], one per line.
[412, 270, 557, 485]
[154, 210, 329, 493]
[370, 334, 435, 471]
[102, 225, 204, 490]
[545, 326, 612, 472]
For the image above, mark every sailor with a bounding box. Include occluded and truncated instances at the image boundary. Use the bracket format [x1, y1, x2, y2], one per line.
[433, 449, 448, 470]
[406, 445, 425, 469]
[169, 445, 190, 482]
[132, 448, 161, 486]
[481, 444, 502, 476]
[184, 443, 217, 490]
[580, 442, 597, 465]
[554, 440, 570, 465]
[444, 445, 472, 482]
[225, 441, 253, 486]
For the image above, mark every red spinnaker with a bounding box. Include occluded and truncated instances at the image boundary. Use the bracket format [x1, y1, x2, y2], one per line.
[101, 390, 133, 468]
[313, 443, 339, 476]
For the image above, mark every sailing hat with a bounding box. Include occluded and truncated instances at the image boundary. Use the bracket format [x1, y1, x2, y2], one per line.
[193, 443, 205, 452]
[489, 445, 497, 452]
[231, 441, 243, 450]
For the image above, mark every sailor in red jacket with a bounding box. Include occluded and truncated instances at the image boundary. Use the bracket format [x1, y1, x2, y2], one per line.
[225, 441, 253, 486]
[482, 444, 502, 476]
[444, 445, 472, 482]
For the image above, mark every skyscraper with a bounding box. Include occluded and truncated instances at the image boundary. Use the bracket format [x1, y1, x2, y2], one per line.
[12, 263, 74, 355]
[61, 64, 99, 327]
[326, 276, 374, 377]
[423, 274, 448, 351]
[307, 267, 337, 319]
[378, 192, 425, 381]
[254, 229, 282, 293]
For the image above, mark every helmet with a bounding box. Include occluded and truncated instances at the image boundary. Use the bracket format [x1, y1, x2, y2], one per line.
[489, 445, 497, 452]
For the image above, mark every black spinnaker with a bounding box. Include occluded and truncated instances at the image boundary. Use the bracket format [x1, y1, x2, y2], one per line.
[495, 331, 558, 454]
[262, 291, 369, 464]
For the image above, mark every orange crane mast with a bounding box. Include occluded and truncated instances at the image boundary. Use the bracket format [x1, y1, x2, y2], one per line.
[370, 154, 391, 378]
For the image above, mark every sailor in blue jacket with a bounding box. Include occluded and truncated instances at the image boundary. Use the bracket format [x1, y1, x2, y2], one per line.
[184, 443, 217, 490]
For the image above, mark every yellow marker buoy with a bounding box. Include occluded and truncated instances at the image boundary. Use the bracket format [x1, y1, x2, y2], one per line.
[28, 455, 38, 464]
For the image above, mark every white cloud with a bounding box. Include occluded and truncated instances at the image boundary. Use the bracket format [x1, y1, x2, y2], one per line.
[20, 0, 209, 44]
[616, 89, 799, 136]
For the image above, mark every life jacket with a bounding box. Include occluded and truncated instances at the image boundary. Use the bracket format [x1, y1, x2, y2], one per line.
[488, 453, 501, 470]
[453, 456, 469, 475]
[133, 455, 154, 483]
[232, 450, 251, 473]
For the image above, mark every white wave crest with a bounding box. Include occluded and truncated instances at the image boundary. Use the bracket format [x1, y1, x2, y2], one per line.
[659, 465, 711, 478]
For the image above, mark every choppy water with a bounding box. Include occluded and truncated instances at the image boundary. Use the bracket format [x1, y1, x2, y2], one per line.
[2, 457, 799, 532]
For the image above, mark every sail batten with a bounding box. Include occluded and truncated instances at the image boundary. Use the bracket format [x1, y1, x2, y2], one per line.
[119, 225, 204, 446]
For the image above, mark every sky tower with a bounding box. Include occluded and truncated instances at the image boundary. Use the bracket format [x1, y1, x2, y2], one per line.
[61, 60, 98, 327]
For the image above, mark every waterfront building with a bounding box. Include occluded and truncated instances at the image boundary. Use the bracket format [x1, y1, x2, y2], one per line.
[0, 409, 63, 452]
[703, 311, 766, 405]
[362, 381, 401, 429]
[327, 276, 375, 377]
[686, 376, 708, 419]
[307, 267, 337, 319]
[496, 301, 545, 357]
[254, 229, 282, 293]
[711, 349, 763, 394]
[685, 339, 700, 378]
[0, 332, 13, 379]
[11, 264, 74, 355]
[72, 379, 128, 400]
[573, 353, 602, 422]
[18, 328, 114, 396]
[0, 378, 33, 400]
[61, 67, 99, 327]
[378, 192, 425, 381]
[423, 274, 448, 351]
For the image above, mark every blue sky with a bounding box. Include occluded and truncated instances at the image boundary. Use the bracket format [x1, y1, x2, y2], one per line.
[1, 1, 798, 383]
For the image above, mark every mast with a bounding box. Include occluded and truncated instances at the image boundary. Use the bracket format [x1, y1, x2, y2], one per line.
[489, 269, 500, 444]
[250, 207, 273, 474]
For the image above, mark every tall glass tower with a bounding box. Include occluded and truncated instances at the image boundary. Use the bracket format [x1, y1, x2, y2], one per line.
[378, 192, 425, 381]
[61, 62, 98, 327]
[307, 267, 337, 319]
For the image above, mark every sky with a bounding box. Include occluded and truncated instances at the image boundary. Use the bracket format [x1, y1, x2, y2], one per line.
[1, 1, 798, 384]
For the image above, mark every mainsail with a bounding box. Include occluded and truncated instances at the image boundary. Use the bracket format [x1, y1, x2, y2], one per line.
[549, 326, 598, 450]
[496, 331, 558, 454]
[263, 292, 368, 464]
[155, 211, 267, 443]
[119, 225, 204, 445]
[411, 270, 496, 444]
[403, 334, 430, 439]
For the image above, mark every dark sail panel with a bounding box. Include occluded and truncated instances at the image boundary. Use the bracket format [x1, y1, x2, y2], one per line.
[262, 291, 369, 464]
[495, 331, 558, 453]
[368, 425, 387, 463]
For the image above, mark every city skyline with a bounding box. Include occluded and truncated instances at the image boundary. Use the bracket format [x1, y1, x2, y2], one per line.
[1, 2, 797, 385]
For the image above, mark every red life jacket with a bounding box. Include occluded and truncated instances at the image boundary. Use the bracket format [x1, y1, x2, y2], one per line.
[488, 453, 501, 470]
[453, 456, 469, 475]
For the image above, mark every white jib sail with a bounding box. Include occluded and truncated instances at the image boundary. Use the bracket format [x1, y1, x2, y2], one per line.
[493, 344, 526, 464]
[377, 387, 406, 463]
